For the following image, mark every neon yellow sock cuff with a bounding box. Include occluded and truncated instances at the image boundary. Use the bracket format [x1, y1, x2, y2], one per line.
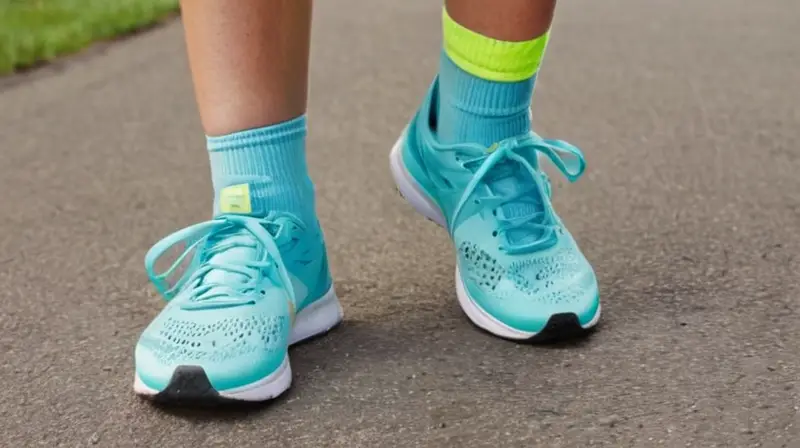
[442, 7, 550, 82]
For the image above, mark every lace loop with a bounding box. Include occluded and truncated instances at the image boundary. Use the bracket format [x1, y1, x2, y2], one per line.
[450, 135, 586, 255]
[144, 215, 295, 310]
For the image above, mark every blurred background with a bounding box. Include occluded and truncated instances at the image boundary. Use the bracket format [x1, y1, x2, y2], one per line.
[0, 0, 178, 74]
[1, 0, 798, 447]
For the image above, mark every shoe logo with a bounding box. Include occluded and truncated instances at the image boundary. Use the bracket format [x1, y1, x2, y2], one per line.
[486, 143, 499, 154]
[219, 184, 252, 214]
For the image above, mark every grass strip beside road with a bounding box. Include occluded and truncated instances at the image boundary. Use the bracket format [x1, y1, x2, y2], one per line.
[0, 0, 179, 75]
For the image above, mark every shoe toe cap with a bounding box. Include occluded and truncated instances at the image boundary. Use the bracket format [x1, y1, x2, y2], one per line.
[134, 306, 291, 392]
[135, 341, 286, 393]
[465, 269, 600, 334]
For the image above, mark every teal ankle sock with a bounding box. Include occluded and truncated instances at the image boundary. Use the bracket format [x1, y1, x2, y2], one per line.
[206, 116, 316, 224]
[435, 52, 541, 244]
[436, 51, 534, 146]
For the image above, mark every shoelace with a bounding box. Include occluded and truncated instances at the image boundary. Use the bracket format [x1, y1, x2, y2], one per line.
[449, 134, 586, 255]
[144, 215, 295, 310]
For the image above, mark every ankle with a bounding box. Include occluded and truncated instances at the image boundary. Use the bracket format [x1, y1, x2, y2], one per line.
[207, 116, 317, 223]
[435, 7, 550, 146]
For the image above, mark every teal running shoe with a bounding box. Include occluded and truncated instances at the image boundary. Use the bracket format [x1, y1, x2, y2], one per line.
[133, 212, 342, 403]
[390, 79, 601, 341]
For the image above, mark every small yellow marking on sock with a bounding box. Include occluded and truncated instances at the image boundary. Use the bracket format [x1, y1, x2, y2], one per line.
[219, 184, 252, 214]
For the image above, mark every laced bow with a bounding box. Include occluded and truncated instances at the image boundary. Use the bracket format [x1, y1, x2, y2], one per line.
[449, 134, 586, 254]
[144, 215, 295, 310]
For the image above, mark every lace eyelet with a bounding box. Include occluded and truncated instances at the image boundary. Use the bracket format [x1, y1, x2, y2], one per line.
[492, 230, 498, 237]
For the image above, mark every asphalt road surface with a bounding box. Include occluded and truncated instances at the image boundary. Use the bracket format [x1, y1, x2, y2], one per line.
[1, 0, 798, 446]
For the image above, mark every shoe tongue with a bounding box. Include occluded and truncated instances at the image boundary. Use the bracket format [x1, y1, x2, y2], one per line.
[201, 232, 260, 292]
[202, 182, 286, 294]
[486, 163, 546, 246]
[204, 180, 272, 290]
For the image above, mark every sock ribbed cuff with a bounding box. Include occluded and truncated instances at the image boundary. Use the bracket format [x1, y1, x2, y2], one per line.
[206, 116, 315, 220]
[439, 51, 535, 118]
[442, 7, 550, 82]
[207, 116, 306, 161]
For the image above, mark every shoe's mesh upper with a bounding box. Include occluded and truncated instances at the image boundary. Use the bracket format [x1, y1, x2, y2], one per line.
[459, 242, 505, 291]
[141, 312, 288, 365]
[458, 236, 593, 305]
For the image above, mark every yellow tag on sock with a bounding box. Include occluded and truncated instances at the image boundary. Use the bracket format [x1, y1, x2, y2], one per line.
[219, 184, 252, 214]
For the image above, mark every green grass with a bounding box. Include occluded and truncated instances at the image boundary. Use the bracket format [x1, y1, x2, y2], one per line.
[0, 0, 179, 75]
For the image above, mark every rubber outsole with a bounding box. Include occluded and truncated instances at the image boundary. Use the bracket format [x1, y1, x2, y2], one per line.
[135, 286, 343, 405]
[528, 313, 594, 343]
[389, 135, 601, 343]
[152, 366, 236, 405]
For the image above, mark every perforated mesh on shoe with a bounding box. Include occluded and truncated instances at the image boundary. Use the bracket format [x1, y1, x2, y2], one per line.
[459, 241, 505, 291]
[459, 236, 594, 306]
[140, 313, 289, 365]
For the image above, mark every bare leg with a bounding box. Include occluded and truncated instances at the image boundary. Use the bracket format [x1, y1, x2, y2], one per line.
[178, 0, 317, 223]
[445, 0, 556, 42]
[134, 0, 342, 404]
[436, 0, 555, 146]
[180, 0, 312, 135]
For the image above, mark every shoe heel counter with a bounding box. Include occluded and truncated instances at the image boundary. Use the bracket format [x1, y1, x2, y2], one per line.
[401, 123, 436, 190]
[301, 240, 333, 311]
[401, 79, 446, 197]
[316, 248, 333, 296]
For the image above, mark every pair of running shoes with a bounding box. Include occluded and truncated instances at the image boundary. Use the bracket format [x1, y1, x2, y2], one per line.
[133, 79, 601, 403]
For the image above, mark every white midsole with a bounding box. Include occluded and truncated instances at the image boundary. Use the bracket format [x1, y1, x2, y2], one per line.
[134, 285, 343, 401]
[455, 266, 601, 340]
[390, 136, 601, 339]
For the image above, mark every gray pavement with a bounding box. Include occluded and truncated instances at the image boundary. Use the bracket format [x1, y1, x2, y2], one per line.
[1, 0, 799, 446]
